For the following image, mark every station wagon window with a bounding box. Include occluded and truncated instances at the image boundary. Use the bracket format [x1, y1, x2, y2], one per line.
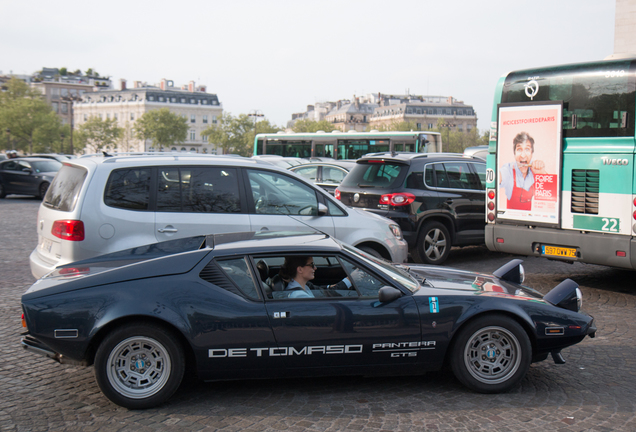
[156, 167, 241, 213]
[247, 169, 318, 215]
[104, 168, 152, 210]
[340, 162, 405, 189]
[43, 165, 88, 211]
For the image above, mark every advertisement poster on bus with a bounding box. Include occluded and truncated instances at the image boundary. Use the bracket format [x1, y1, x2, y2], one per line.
[496, 102, 562, 225]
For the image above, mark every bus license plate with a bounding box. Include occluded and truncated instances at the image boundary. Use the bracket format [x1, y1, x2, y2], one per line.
[541, 245, 577, 258]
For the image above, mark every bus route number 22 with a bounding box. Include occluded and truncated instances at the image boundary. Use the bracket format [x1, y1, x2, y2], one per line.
[602, 218, 619, 232]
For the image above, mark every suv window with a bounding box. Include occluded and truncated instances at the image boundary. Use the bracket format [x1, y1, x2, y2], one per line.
[156, 167, 241, 213]
[248, 169, 318, 215]
[43, 164, 88, 212]
[104, 168, 152, 210]
[425, 162, 483, 190]
[340, 163, 406, 189]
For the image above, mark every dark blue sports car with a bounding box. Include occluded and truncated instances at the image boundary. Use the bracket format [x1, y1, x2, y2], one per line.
[20, 231, 595, 409]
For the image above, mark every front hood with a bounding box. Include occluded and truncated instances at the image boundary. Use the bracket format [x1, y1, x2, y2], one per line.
[408, 264, 544, 301]
[349, 207, 393, 224]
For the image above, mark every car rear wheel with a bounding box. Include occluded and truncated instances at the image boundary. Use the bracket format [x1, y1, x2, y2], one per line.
[450, 315, 531, 393]
[94, 323, 185, 409]
[0, 183, 5, 198]
[413, 221, 451, 264]
[38, 182, 49, 200]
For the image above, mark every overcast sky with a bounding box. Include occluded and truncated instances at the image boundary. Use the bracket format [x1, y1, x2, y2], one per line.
[0, 0, 617, 132]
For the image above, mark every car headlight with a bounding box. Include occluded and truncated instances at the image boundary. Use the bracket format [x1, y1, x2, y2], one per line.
[389, 224, 403, 240]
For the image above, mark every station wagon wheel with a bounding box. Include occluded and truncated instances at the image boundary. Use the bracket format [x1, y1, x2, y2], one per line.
[413, 221, 451, 265]
[38, 182, 49, 200]
[94, 323, 185, 409]
[451, 315, 531, 393]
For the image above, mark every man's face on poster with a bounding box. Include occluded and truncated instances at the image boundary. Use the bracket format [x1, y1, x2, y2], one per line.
[514, 140, 533, 170]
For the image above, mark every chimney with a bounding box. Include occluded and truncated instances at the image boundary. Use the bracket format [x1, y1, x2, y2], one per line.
[189, 80, 195, 92]
[447, 96, 453, 104]
[337, 100, 342, 109]
[134, 81, 141, 88]
[307, 104, 314, 112]
[355, 97, 360, 110]
[199, 86, 206, 92]
[119, 79, 126, 90]
[160, 78, 167, 90]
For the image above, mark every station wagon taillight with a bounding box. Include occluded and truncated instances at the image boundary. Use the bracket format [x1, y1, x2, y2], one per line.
[52, 220, 85, 241]
[379, 193, 415, 206]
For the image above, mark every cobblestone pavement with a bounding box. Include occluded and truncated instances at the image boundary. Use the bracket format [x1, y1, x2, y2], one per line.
[1, 197, 635, 431]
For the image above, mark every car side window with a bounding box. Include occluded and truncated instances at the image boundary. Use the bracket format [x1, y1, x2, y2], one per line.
[156, 167, 241, 213]
[341, 258, 385, 298]
[294, 166, 318, 181]
[432, 162, 481, 191]
[323, 167, 347, 184]
[104, 168, 152, 210]
[247, 169, 318, 215]
[470, 163, 487, 190]
[326, 199, 345, 216]
[217, 257, 260, 300]
[2, 161, 18, 171]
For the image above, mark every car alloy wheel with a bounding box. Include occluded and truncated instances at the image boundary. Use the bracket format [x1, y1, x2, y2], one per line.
[451, 315, 531, 393]
[414, 221, 451, 264]
[95, 323, 185, 409]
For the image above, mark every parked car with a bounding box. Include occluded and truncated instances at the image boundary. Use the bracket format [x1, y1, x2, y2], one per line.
[0, 157, 62, 199]
[251, 155, 306, 168]
[29, 153, 407, 279]
[23, 154, 70, 162]
[289, 160, 356, 195]
[463, 145, 488, 160]
[21, 231, 596, 409]
[335, 152, 486, 265]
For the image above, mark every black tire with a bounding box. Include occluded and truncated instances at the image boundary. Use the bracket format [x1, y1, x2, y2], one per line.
[413, 221, 451, 264]
[94, 323, 185, 409]
[450, 315, 531, 394]
[0, 182, 5, 198]
[358, 245, 383, 259]
[38, 182, 49, 200]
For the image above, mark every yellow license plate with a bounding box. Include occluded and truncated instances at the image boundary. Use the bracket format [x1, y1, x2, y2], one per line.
[542, 245, 577, 258]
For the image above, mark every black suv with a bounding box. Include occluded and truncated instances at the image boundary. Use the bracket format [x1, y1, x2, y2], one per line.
[335, 152, 486, 264]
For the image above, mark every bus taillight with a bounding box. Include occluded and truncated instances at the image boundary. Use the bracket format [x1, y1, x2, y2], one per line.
[486, 189, 496, 223]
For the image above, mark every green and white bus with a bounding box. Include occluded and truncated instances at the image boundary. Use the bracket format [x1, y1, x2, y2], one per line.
[254, 131, 442, 160]
[485, 57, 636, 269]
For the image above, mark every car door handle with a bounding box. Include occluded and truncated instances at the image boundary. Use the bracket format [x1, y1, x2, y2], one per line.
[157, 227, 178, 233]
[445, 199, 454, 204]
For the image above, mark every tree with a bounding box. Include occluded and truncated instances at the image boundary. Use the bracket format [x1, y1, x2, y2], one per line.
[75, 116, 123, 154]
[202, 114, 282, 156]
[291, 119, 336, 133]
[119, 121, 136, 152]
[0, 77, 62, 154]
[372, 120, 420, 132]
[59, 67, 67, 76]
[436, 118, 488, 153]
[135, 108, 188, 150]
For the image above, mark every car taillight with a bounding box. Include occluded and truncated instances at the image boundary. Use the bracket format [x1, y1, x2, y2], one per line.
[52, 220, 85, 241]
[58, 267, 90, 276]
[21, 313, 27, 328]
[379, 193, 415, 206]
[334, 188, 341, 200]
[486, 188, 496, 223]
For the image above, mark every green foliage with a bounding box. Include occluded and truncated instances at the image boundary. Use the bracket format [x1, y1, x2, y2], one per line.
[202, 113, 281, 156]
[372, 121, 421, 132]
[0, 77, 62, 154]
[435, 118, 488, 153]
[292, 119, 336, 133]
[85, 68, 94, 76]
[75, 116, 123, 153]
[59, 67, 67, 76]
[134, 108, 188, 150]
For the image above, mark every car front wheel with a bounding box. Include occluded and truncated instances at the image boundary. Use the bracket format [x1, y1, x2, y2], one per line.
[450, 315, 531, 393]
[38, 182, 49, 199]
[0, 183, 5, 198]
[94, 323, 185, 409]
[413, 221, 451, 264]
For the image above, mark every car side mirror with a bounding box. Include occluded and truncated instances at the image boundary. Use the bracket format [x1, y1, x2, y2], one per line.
[378, 286, 403, 302]
[22, 167, 33, 173]
[317, 202, 328, 216]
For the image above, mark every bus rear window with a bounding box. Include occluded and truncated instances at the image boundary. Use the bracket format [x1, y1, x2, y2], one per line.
[42, 164, 87, 212]
[502, 60, 636, 138]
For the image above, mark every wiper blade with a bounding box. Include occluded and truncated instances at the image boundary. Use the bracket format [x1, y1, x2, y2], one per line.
[394, 264, 426, 283]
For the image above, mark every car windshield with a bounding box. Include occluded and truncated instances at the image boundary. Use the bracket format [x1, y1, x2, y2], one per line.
[343, 243, 420, 292]
[340, 162, 406, 189]
[30, 160, 62, 173]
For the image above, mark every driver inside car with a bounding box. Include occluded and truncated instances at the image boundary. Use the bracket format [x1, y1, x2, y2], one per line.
[279, 256, 352, 298]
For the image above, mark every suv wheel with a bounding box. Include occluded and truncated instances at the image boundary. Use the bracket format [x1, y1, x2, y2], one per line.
[413, 221, 451, 265]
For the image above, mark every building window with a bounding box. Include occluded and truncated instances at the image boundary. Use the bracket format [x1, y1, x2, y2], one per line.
[159, 96, 165, 102]
[190, 114, 196, 123]
[467, 125, 472, 132]
[190, 99, 196, 104]
[202, 135, 208, 142]
[61, 103, 68, 114]
[428, 123, 433, 129]
[458, 125, 463, 132]
[61, 88, 69, 97]
[171, 97, 176, 102]
[106, 113, 110, 119]
[130, 113, 135, 121]
[171, 147, 177, 151]
[180, 98, 186, 103]
[148, 96, 155, 101]
[52, 102, 59, 113]
[190, 131, 196, 141]
[202, 99, 208, 105]
[84, 114, 87, 121]
[416, 123, 422, 130]
[190, 147, 196, 152]
[212, 116, 217, 124]
[181, 147, 186, 152]
[51, 88, 60, 97]
[203, 115, 208, 124]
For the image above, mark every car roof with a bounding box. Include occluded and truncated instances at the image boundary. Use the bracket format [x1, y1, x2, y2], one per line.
[356, 152, 486, 163]
[2, 157, 61, 163]
[290, 161, 356, 170]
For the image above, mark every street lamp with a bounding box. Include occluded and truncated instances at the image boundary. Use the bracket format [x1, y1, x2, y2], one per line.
[60, 94, 83, 155]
